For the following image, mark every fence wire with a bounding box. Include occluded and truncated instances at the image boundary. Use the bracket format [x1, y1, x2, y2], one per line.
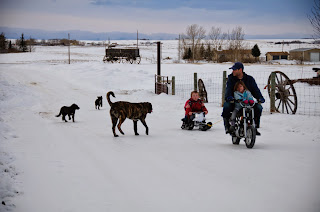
[173, 69, 320, 116]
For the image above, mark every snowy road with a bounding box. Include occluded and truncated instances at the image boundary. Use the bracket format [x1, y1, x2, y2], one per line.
[1, 46, 320, 212]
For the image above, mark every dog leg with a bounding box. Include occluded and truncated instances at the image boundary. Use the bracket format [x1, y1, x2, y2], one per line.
[117, 116, 125, 135]
[72, 114, 75, 122]
[140, 119, 149, 135]
[63, 115, 67, 122]
[133, 120, 139, 135]
[111, 116, 119, 137]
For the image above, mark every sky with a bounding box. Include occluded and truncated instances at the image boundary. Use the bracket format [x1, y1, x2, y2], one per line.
[0, 0, 315, 38]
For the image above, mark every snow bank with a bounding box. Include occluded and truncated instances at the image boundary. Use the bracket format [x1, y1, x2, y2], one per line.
[0, 41, 320, 212]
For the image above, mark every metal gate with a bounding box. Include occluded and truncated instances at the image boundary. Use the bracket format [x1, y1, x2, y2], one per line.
[155, 75, 169, 94]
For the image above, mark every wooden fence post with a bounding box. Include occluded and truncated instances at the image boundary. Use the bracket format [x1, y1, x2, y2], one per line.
[270, 72, 276, 113]
[194, 72, 197, 91]
[221, 71, 227, 107]
[172, 76, 175, 95]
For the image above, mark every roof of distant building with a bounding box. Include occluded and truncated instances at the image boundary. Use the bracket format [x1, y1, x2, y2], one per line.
[290, 48, 319, 52]
[265, 52, 289, 55]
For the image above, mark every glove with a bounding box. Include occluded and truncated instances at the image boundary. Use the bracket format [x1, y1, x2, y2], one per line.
[226, 96, 234, 103]
[249, 100, 254, 105]
[243, 100, 248, 104]
[258, 98, 265, 103]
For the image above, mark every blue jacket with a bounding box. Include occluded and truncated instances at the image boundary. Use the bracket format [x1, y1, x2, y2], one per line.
[234, 90, 254, 101]
[225, 72, 264, 102]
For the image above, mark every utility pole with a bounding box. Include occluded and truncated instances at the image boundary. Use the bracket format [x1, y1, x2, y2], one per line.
[68, 33, 70, 64]
[178, 34, 181, 63]
[157, 41, 161, 79]
[137, 30, 139, 49]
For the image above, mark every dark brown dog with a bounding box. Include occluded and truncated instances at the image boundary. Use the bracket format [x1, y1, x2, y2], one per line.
[56, 104, 80, 122]
[107, 91, 152, 137]
[95, 96, 103, 110]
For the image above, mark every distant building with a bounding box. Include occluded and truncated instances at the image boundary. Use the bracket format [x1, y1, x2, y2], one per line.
[216, 49, 255, 63]
[265, 52, 289, 61]
[289, 48, 320, 62]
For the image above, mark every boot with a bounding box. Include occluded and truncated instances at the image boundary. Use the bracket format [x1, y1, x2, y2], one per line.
[229, 120, 235, 133]
[256, 129, 261, 136]
[223, 118, 231, 134]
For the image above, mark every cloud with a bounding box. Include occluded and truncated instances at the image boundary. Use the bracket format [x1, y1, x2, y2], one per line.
[0, 0, 314, 36]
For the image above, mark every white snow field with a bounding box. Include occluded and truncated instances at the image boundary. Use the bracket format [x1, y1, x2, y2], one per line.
[1, 40, 320, 212]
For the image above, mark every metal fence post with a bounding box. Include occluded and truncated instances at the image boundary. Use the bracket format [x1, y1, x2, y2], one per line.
[172, 76, 175, 95]
[221, 71, 227, 107]
[194, 72, 197, 91]
[270, 72, 276, 113]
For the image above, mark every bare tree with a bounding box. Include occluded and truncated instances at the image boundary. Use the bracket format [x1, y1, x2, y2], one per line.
[227, 26, 245, 61]
[183, 24, 206, 62]
[308, 0, 320, 39]
[27, 37, 36, 52]
[228, 26, 245, 50]
[207, 27, 227, 50]
[207, 27, 227, 61]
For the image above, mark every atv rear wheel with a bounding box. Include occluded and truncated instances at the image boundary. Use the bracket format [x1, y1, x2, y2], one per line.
[187, 123, 194, 130]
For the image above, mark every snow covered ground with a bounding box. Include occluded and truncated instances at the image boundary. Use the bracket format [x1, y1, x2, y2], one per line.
[1, 40, 320, 212]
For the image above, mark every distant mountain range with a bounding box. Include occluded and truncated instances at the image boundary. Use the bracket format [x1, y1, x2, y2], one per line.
[0, 27, 178, 40]
[0, 26, 313, 40]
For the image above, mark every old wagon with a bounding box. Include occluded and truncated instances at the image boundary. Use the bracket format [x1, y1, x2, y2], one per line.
[103, 48, 141, 64]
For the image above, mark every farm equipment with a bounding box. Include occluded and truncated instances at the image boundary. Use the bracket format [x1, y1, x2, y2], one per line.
[103, 48, 141, 64]
[266, 69, 320, 114]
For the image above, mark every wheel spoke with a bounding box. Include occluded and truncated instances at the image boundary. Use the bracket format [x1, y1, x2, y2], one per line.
[286, 99, 293, 112]
[275, 74, 281, 85]
[276, 100, 282, 111]
[287, 97, 295, 105]
[279, 74, 284, 85]
[284, 101, 289, 114]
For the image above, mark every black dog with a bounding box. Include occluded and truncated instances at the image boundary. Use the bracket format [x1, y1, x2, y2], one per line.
[95, 96, 103, 110]
[56, 104, 80, 122]
[107, 91, 152, 137]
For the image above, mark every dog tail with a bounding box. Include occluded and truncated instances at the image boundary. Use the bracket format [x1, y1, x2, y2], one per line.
[55, 109, 62, 117]
[106, 91, 115, 106]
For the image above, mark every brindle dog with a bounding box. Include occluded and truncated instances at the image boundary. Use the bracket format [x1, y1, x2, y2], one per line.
[56, 103, 80, 122]
[107, 91, 152, 137]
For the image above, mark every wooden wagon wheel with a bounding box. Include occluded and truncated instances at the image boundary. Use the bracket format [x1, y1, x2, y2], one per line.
[103, 55, 107, 63]
[116, 53, 121, 63]
[267, 71, 298, 114]
[129, 56, 134, 64]
[198, 78, 208, 103]
[135, 56, 141, 64]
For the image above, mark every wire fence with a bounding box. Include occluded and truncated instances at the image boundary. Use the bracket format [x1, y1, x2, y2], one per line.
[172, 69, 320, 116]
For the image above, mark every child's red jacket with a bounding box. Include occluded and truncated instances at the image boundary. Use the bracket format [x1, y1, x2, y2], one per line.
[184, 98, 208, 116]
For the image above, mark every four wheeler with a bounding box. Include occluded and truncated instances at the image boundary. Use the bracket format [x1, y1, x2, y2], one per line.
[181, 112, 212, 131]
[230, 102, 256, 148]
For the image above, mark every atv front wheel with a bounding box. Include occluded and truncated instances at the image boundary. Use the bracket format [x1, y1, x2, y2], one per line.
[245, 126, 256, 148]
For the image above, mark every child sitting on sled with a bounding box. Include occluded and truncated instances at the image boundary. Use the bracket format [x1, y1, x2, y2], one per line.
[230, 81, 255, 131]
[182, 91, 208, 128]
